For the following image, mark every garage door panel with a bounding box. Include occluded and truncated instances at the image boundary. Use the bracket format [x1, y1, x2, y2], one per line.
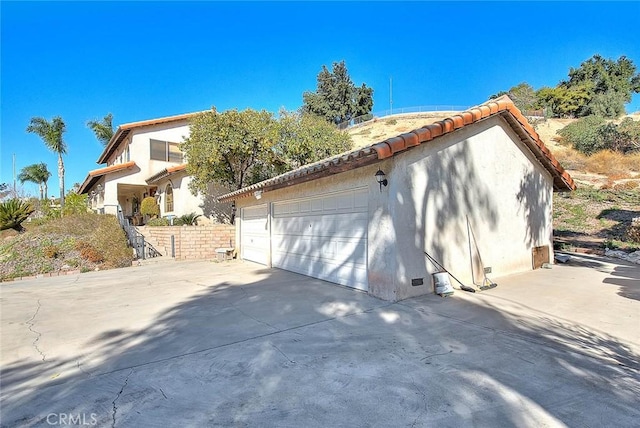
[241, 205, 268, 265]
[273, 236, 365, 262]
[272, 251, 368, 291]
[272, 214, 367, 239]
[272, 189, 368, 291]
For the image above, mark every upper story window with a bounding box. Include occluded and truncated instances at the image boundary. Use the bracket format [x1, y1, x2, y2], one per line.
[150, 139, 182, 163]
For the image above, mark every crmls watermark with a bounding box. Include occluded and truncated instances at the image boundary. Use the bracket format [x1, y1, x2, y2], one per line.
[46, 413, 98, 426]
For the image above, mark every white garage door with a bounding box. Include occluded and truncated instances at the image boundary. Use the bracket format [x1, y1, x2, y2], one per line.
[272, 188, 368, 291]
[240, 204, 269, 265]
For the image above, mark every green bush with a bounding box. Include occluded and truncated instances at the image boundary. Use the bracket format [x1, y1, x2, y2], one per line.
[559, 116, 640, 155]
[140, 197, 160, 218]
[63, 192, 88, 216]
[558, 116, 606, 154]
[146, 217, 170, 226]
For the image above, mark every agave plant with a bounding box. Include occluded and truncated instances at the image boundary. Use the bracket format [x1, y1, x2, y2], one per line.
[0, 199, 35, 232]
[179, 212, 202, 226]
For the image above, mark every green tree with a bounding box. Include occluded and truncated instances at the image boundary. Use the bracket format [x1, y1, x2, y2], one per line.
[182, 108, 279, 195]
[535, 85, 591, 118]
[302, 61, 374, 125]
[491, 82, 538, 113]
[0, 199, 35, 233]
[274, 110, 352, 173]
[87, 113, 114, 146]
[26, 117, 67, 210]
[562, 55, 640, 118]
[182, 108, 354, 199]
[17, 162, 51, 200]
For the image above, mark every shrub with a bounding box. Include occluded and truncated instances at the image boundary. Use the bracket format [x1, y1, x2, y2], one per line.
[179, 212, 201, 226]
[558, 115, 606, 154]
[140, 197, 160, 218]
[63, 192, 88, 216]
[613, 181, 639, 191]
[559, 116, 640, 155]
[146, 217, 170, 226]
[0, 199, 35, 232]
[43, 245, 59, 258]
[627, 218, 640, 243]
[79, 244, 103, 263]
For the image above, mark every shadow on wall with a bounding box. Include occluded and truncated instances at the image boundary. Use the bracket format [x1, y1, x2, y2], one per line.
[2, 265, 638, 426]
[393, 141, 500, 296]
[517, 169, 552, 248]
[201, 182, 234, 223]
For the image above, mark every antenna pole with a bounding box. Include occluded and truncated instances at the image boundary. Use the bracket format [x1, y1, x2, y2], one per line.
[390, 76, 393, 115]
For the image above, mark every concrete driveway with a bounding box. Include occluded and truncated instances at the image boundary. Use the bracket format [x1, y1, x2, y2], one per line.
[1, 253, 638, 427]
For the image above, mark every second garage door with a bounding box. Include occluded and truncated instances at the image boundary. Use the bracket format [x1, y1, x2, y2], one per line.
[240, 204, 269, 265]
[271, 188, 368, 291]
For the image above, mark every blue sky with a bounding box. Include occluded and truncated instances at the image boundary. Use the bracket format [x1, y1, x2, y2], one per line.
[2, 1, 640, 197]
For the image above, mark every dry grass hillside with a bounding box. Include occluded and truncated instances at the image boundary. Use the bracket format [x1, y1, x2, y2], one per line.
[347, 111, 640, 253]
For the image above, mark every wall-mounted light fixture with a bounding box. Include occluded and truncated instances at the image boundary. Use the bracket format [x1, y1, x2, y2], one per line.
[375, 169, 388, 192]
[254, 190, 263, 200]
[96, 184, 103, 193]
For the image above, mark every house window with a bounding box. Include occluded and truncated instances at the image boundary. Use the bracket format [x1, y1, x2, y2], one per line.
[150, 139, 182, 163]
[124, 145, 130, 162]
[165, 183, 174, 213]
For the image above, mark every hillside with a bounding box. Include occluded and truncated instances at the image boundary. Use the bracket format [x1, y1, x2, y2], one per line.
[0, 213, 132, 281]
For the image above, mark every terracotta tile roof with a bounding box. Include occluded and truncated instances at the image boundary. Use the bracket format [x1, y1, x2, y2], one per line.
[146, 164, 188, 184]
[78, 161, 137, 194]
[97, 111, 206, 164]
[217, 96, 575, 202]
[88, 161, 137, 177]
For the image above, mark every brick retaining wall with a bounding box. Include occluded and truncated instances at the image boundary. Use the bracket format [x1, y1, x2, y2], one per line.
[144, 225, 235, 260]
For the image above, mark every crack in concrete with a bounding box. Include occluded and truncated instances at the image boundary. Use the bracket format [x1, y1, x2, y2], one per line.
[410, 379, 428, 428]
[420, 350, 453, 362]
[232, 306, 278, 331]
[111, 369, 133, 428]
[271, 343, 295, 364]
[26, 299, 45, 361]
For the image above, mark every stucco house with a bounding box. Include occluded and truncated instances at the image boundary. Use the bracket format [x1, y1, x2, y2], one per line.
[79, 112, 209, 224]
[218, 96, 576, 301]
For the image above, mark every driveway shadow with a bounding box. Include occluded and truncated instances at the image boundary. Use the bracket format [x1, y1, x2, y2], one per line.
[1, 262, 638, 427]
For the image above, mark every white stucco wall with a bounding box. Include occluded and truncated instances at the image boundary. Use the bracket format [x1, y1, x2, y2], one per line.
[96, 120, 194, 215]
[155, 173, 205, 220]
[388, 115, 553, 300]
[235, 115, 554, 301]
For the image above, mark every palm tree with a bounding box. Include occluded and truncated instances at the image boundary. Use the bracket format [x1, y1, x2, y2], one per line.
[26, 117, 67, 210]
[87, 113, 114, 146]
[17, 163, 51, 200]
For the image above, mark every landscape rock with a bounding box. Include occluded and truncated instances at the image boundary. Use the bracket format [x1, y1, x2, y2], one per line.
[604, 248, 640, 264]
